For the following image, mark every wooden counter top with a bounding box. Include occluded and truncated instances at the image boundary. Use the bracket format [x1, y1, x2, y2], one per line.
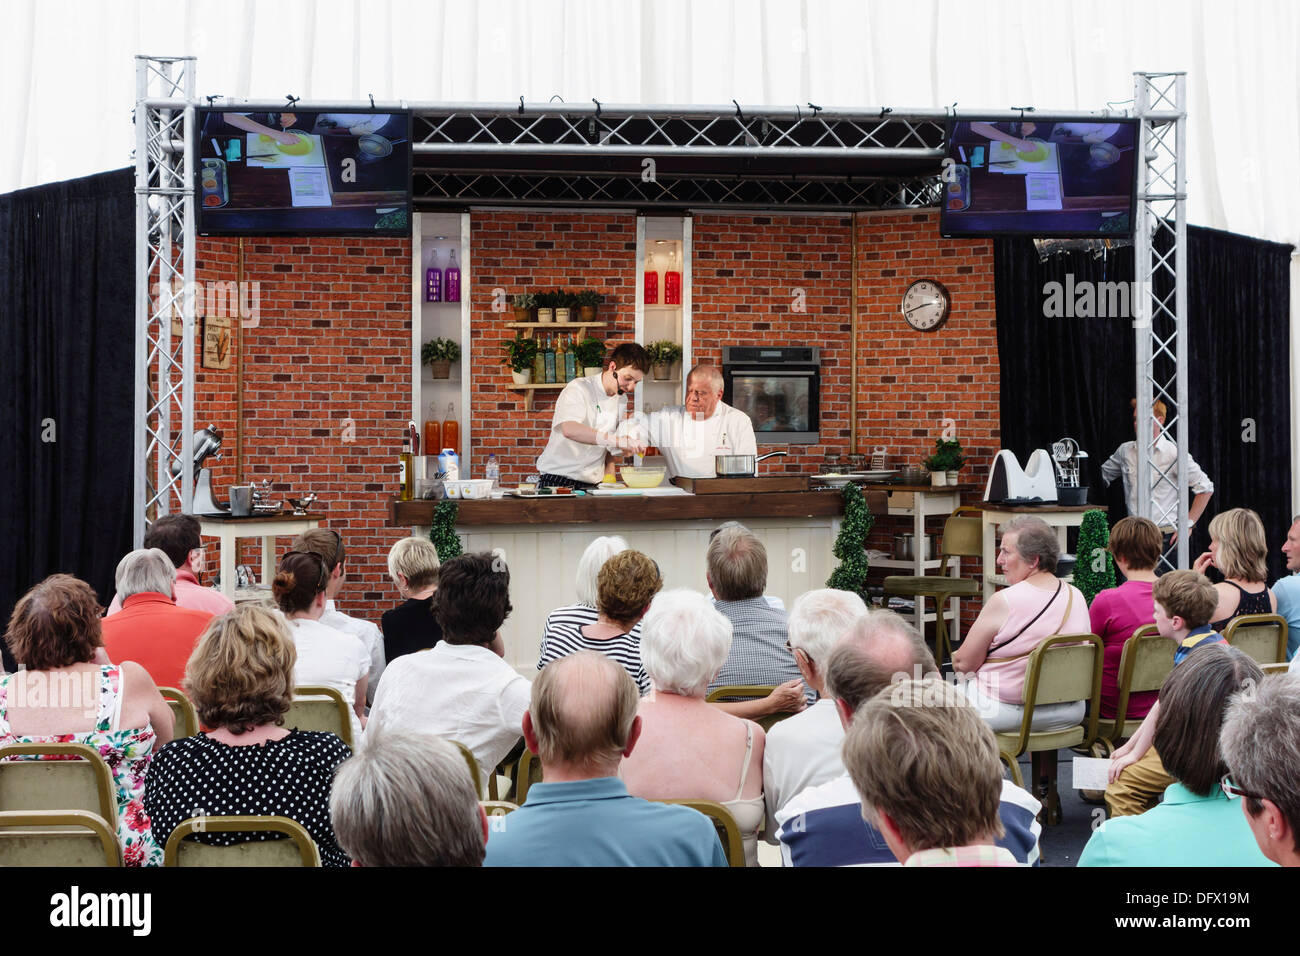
[390, 489, 889, 527]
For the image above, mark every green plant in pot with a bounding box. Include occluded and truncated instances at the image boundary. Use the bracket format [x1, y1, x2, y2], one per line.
[934, 438, 966, 483]
[511, 292, 536, 323]
[535, 291, 556, 324]
[422, 337, 462, 380]
[646, 340, 683, 381]
[502, 335, 539, 384]
[553, 289, 577, 324]
[575, 289, 604, 321]
[575, 336, 606, 377]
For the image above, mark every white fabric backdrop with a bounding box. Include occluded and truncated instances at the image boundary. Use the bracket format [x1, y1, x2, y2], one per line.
[2, 0, 1297, 247]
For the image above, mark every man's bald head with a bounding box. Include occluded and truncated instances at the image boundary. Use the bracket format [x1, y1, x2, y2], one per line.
[824, 610, 938, 711]
[529, 651, 639, 774]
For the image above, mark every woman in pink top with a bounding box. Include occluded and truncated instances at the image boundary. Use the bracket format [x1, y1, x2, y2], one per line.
[953, 516, 1091, 732]
[1089, 517, 1161, 719]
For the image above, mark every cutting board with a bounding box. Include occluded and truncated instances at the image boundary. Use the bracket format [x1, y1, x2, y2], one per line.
[672, 475, 810, 494]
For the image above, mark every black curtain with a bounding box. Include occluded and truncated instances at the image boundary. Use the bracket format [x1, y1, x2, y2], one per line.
[994, 226, 1294, 582]
[0, 168, 136, 669]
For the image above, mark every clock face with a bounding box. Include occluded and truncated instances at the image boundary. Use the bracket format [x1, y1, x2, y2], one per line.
[901, 279, 951, 332]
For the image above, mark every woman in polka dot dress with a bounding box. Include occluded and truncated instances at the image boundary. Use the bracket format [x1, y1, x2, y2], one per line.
[144, 603, 352, 866]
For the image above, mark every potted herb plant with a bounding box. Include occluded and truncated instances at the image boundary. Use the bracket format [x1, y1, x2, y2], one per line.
[511, 292, 536, 323]
[554, 289, 575, 324]
[575, 289, 604, 322]
[923, 451, 947, 487]
[576, 336, 606, 377]
[501, 335, 539, 385]
[536, 291, 555, 324]
[934, 438, 966, 483]
[422, 338, 462, 380]
[647, 340, 683, 381]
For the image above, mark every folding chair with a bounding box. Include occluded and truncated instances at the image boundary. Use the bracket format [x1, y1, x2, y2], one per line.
[286, 685, 354, 749]
[1093, 624, 1174, 754]
[0, 742, 118, 826]
[158, 686, 199, 739]
[1223, 614, 1288, 666]
[0, 810, 120, 866]
[705, 685, 790, 732]
[163, 815, 322, 867]
[655, 799, 746, 868]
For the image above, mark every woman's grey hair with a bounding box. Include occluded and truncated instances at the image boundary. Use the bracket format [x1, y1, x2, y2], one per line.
[575, 536, 629, 607]
[1002, 515, 1060, 575]
[1220, 673, 1300, 850]
[331, 730, 484, 867]
[787, 588, 868, 671]
[640, 589, 733, 696]
[115, 548, 176, 601]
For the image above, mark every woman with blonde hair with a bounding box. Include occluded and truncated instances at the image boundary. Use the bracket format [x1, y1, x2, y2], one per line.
[144, 603, 352, 866]
[1194, 508, 1277, 630]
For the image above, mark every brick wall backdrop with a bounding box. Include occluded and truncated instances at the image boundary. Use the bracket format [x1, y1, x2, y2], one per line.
[193, 236, 411, 617]
[191, 209, 999, 626]
[691, 213, 854, 475]
[469, 212, 638, 484]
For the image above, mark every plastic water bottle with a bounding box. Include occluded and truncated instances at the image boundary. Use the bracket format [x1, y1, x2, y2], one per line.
[485, 453, 500, 490]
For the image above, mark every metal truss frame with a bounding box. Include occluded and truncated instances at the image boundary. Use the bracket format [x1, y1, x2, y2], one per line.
[134, 55, 196, 546]
[1132, 73, 1189, 570]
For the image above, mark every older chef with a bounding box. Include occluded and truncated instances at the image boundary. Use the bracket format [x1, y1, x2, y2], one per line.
[535, 343, 650, 489]
[648, 364, 757, 478]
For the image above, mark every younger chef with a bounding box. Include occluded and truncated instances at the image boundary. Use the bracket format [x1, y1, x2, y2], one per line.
[648, 364, 757, 479]
[535, 343, 650, 489]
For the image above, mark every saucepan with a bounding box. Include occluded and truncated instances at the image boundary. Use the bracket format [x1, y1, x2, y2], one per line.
[715, 451, 787, 478]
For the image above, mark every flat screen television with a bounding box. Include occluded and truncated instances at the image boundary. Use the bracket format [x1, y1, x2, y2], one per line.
[940, 117, 1138, 238]
[195, 109, 411, 236]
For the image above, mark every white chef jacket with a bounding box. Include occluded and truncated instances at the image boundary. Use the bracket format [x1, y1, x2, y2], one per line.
[647, 401, 757, 478]
[535, 375, 625, 484]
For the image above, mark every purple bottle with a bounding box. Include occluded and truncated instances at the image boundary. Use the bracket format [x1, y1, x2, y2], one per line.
[444, 249, 461, 302]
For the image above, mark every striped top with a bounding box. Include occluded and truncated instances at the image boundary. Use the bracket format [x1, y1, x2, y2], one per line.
[538, 605, 649, 695]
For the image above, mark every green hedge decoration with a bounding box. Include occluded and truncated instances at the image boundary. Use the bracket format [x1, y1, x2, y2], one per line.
[827, 483, 875, 600]
[1074, 509, 1115, 605]
[429, 499, 464, 562]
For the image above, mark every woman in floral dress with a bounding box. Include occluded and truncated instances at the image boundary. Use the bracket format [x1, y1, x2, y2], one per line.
[1, 574, 174, 866]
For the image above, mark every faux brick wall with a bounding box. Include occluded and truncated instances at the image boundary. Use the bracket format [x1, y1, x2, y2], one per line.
[191, 209, 999, 626]
[469, 212, 638, 484]
[691, 213, 854, 475]
[192, 237, 411, 619]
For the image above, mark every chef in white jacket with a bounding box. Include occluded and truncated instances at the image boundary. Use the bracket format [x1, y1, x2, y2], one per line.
[647, 364, 757, 478]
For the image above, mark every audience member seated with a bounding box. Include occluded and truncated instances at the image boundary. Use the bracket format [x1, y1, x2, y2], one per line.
[107, 513, 233, 617]
[331, 728, 487, 867]
[1197, 507, 1276, 630]
[540, 535, 633, 640]
[1089, 516, 1161, 720]
[710, 521, 785, 610]
[101, 548, 214, 689]
[952, 515, 1091, 732]
[381, 536, 443, 664]
[844, 678, 1025, 867]
[538, 549, 661, 694]
[775, 611, 1041, 867]
[293, 528, 385, 705]
[144, 604, 352, 867]
[1106, 570, 1223, 817]
[484, 651, 725, 867]
[273, 550, 370, 740]
[1079, 645, 1272, 866]
[705, 523, 809, 716]
[368, 552, 529, 787]
[3, 575, 174, 866]
[1220, 673, 1300, 867]
[620, 589, 766, 866]
[762, 588, 866, 844]
[1274, 515, 1300, 659]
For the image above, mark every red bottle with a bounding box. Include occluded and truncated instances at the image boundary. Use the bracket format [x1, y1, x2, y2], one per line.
[664, 250, 681, 305]
[644, 253, 659, 305]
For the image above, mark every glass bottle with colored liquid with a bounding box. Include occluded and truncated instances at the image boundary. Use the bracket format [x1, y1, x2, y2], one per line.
[423, 401, 441, 460]
[425, 249, 441, 302]
[444, 249, 461, 302]
[664, 250, 682, 305]
[644, 251, 659, 304]
[442, 402, 460, 456]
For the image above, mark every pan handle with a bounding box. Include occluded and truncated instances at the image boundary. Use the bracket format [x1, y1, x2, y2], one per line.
[755, 451, 788, 463]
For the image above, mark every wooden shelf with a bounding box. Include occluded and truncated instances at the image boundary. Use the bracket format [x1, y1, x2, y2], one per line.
[508, 380, 586, 410]
[506, 321, 606, 329]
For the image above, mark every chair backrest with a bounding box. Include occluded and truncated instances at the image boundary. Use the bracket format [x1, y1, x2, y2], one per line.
[1112, 625, 1176, 726]
[1223, 613, 1288, 665]
[158, 686, 199, 739]
[1023, 634, 1103, 708]
[516, 748, 544, 803]
[0, 742, 118, 825]
[163, 815, 322, 867]
[1261, 661, 1291, 675]
[286, 685, 353, 749]
[654, 799, 746, 868]
[704, 685, 790, 731]
[940, 514, 985, 559]
[450, 740, 482, 796]
[0, 810, 121, 867]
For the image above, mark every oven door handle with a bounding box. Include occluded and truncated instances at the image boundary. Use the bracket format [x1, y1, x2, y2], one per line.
[727, 368, 818, 377]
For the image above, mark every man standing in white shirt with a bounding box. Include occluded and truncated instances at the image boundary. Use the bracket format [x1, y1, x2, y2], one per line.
[1101, 398, 1213, 547]
[535, 343, 649, 489]
[648, 364, 757, 479]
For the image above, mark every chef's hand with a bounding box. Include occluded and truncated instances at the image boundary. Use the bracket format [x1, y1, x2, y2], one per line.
[616, 435, 647, 456]
[271, 130, 301, 145]
[765, 679, 809, 715]
[1192, 550, 1215, 575]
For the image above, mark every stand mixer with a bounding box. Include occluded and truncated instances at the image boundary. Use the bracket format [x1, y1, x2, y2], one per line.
[170, 425, 228, 515]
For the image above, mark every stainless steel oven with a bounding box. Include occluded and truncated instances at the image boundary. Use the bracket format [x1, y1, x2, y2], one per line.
[722, 346, 820, 444]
